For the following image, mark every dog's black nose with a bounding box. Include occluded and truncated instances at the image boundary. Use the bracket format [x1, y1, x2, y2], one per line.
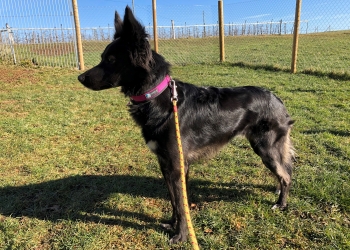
[78, 74, 85, 83]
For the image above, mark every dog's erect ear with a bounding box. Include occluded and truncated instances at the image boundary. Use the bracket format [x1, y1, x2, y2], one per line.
[114, 11, 123, 39]
[122, 6, 152, 69]
[122, 6, 148, 42]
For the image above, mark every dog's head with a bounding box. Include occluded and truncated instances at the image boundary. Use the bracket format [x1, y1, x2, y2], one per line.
[78, 6, 153, 92]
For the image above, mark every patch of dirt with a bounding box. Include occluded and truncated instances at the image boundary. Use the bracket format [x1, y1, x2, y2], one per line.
[31, 43, 75, 56]
[0, 66, 39, 85]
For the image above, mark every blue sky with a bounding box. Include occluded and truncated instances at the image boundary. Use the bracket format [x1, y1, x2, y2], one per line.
[1, 0, 349, 33]
[77, 0, 350, 33]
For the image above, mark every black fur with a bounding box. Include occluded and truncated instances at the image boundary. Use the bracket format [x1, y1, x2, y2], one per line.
[78, 6, 295, 244]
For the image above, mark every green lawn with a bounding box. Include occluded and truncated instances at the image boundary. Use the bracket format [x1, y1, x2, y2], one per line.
[0, 60, 349, 249]
[158, 31, 350, 77]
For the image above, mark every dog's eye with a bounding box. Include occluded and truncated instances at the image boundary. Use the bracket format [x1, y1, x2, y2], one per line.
[107, 56, 116, 64]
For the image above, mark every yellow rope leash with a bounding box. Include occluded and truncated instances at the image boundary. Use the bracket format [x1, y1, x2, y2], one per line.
[171, 78, 200, 250]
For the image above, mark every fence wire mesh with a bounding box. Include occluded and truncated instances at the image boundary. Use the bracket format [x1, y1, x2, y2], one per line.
[299, 0, 350, 73]
[0, 1, 349, 75]
[153, 4, 221, 66]
[0, 0, 78, 67]
[222, 1, 298, 69]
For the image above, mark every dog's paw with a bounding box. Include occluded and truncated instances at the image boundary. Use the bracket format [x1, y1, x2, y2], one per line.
[271, 203, 288, 211]
[169, 233, 187, 244]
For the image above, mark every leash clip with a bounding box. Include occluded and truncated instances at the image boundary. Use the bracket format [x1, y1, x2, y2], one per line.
[169, 78, 178, 102]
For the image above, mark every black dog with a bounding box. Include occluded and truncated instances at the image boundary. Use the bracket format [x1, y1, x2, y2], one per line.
[78, 6, 294, 244]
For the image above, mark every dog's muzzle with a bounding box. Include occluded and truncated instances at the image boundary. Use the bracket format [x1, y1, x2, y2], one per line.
[78, 74, 86, 83]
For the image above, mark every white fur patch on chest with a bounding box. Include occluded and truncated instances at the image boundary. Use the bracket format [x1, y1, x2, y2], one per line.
[146, 140, 158, 153]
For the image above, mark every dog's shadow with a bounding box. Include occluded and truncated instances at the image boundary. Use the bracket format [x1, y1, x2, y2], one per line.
[0, 174, 267, 230]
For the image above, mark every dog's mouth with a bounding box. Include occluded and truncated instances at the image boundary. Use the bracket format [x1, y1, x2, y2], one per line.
[78, 73, 117, 91]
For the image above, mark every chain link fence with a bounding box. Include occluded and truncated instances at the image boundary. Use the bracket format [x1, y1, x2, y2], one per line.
[298, 0, 350, 74]
[0, 0, 78, 67]
[0, 1, 349, 75]
[222, 1, 298, 70]
[152, 4, 220, 65]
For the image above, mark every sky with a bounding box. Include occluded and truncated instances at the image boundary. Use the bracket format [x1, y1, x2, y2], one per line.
[1, 0, 349, 34]
[77, 0, 350, 33]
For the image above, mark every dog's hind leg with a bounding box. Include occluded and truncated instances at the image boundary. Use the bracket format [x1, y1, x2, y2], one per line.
[248, 126, 294, 210]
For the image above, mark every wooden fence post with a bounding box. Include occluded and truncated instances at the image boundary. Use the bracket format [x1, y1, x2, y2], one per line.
[218, 0, 225, 62]
[72, 0, 85, 70]
[291, 0, 302, 73]
[152, 0, 158, 53]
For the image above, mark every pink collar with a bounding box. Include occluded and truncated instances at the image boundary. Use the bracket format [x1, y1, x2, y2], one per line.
[130, 75, 171, 102]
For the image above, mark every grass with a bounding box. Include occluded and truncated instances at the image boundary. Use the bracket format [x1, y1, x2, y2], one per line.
[0, 60, 349, 248]
[157, 31, 350, 76]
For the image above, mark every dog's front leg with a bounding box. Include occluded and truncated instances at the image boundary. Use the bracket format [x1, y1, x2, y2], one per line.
[159, 158, 177, 230]
[171, 173, 189, 244]
[158, 157, 189, 244]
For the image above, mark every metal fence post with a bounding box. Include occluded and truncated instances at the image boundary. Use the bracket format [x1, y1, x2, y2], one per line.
[291, 0, 302, 73]
[152, 0, 158, 53]
[5, 23, 17, 65]
[218, 0, 225, 62]
[72, 0, 85, 70]
[171, 20, 175, 39]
